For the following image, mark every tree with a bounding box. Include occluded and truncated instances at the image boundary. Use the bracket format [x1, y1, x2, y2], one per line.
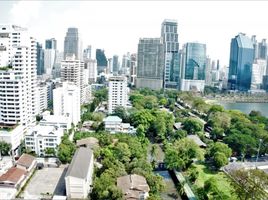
[164, 138, 203, 170]
[228, 168, 268, 200]
[214, 152, 228, 169]
[143, 95, 158, 109]
[45, 148, 56, 157]
[113, 142, 131, 163]
[112, 106, 129, 122]
[0, 141, 11, 156]
[210, 127, 225, 140]
[130, 109, 155, 129]
[57, 135, 76, 163]
[183, 118, 203, 134]
[159, 97, 168, 106]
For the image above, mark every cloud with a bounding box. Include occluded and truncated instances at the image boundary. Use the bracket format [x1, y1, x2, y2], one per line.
[9, 0, 42, 26]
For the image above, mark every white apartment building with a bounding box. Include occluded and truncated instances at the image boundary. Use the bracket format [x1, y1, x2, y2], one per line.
[0, 25, 37, 152]
[61, 55, 86, 104]
[44, 49, 56, 77]
[39, 111, 71, 131]
[25, 125, 64, 156]
[36, 81, 48, 114]
[84, 59, 97, 83]
[0, 125, 24, 152]
[108, 76, 128, 114]
[53, 82, 81, 125]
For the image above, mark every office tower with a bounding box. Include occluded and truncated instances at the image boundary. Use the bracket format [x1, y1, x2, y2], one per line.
[108, 76, 128, 114]
[61, 55, 86, 104]
[258, 39, 267, 59]
[52, 51, 63, 79]
[83, 45, 92, 60]
[121, 52, 131, 75]
[0, 25, 37, 151]
[44, 48, 56, 77]
[130, 53, 137, 86]
[45, 38, 57, 50]
[107, 58, 113, 74]
[96, 49, 107, 73]
[37, 42, 44, 75]
[112, 55, 119, 75]
[205, 57, 212, 86]
[53, 82, 81, 125]
[228, 33, 254, 91]
[180, 42, 206, 92]
[136, 38, 164, 90]
[84, 59, 97, 83]
[251, 35, 258, 59]
[251, 59, 267, 90]
[161, 19, 180, 89]
[64, 27, 82, 60]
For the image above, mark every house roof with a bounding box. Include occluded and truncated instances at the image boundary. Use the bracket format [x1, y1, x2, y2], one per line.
[187, 135, 207, 147]
[117, 174, 150, 199]
[65, 147, 93, 179]
[16, 154, 36, 168]
[0, 167, 26, 184]
[103, 116, 122, 122]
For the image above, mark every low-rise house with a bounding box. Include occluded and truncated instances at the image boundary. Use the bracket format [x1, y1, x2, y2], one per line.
[65, 147, 94, 199]
[25, 125, 64, 156]
[103, 116, 135, 134]
[117, 174, 150, 200]
[0, 167, 26, 189]
[187, 135, 207, 148]
[16, 153, 36, 173]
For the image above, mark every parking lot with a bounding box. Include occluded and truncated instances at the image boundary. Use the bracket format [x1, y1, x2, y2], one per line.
[23, 165, 67, 199]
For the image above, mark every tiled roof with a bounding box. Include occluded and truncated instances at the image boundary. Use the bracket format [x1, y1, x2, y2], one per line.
[17, 153, 35, 168]
[0, 167, 26, 184]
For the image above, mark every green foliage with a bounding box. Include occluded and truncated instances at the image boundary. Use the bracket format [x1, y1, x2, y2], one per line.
[57, 134, 76, 164]
[112, 106, 129, 122]
[183, 117, 204, 134]
[0, 141, 11, 155]
[164, 138, 203, 170]
[130, 109, 155, 129]
[213, 152, 228, 169]
[45, 148, 56, 156]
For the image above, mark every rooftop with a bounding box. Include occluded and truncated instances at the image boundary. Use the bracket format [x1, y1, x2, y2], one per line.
[16, 153, 35, 169]
[40, 115, 70, 124]
[65, 147, 93, 179]
[187, 135, 207, 147]
[0, 167, 26, 184]
[103, 116, 122, 123]
[76, 137, 99, 148]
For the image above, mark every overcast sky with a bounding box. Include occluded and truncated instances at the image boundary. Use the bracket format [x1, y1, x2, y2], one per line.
[1, 0, 268, 66]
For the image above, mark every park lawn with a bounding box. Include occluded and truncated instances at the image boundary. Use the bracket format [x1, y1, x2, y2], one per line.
[193, 163, 237, 199]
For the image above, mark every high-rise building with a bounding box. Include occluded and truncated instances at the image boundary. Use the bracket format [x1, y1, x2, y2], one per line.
[0, 25, 37, 151]
[251, 35, 258, 60]
[251, 59, 267, 90]
[136, 38, 164, 90]
[205, 57, 212, 86]
[112, 55, 119, 75]
[83, 45, 92, 60]
[258, 39, 267, 60]
[108, 76, 128, 114]
[84, 59, 97, 83]
[96, 49, 107, 73]
[53, 82, 81, 125]
[130, 53, 137, 86]
[37, 42, 44, 75]
[36, 81, 48, 114]
[61, 55, 86, 104]
[44, 48, 56, 77]
[161, 19, 180, 89]
[180, 42, 206, 92]
[121, 52, 131, 75]
[228, 33, 254, 91]
[64, 27, 82, 60]
[45, 38, 57, 50]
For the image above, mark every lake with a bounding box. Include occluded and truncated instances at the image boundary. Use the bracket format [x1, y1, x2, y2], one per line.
[219, 102, 268, 117]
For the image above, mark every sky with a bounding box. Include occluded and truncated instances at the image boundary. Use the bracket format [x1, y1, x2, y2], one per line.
[1, 0, 268, 66]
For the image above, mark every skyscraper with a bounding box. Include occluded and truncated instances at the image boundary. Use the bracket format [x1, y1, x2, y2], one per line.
[161, 19, 180, 89]
[37, 42, 44, 75]
[180, 42, 206, 92]
[96, 49, 107, 73]
[112, 55, 119, 75]
[83, 45, 92, 60]
[258, 39, 267, 59]
[228, 33, 254, 91]
[45, 38, 57, 50]
[136, 38, 164, 90]
[64, 27, 82, 60]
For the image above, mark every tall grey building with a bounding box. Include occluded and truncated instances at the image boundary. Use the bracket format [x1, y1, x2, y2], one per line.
[45, 38, 57, 50]
[258, 39, 267, 59]
[64, 27, 82, 60]
[161, 19, 180, 89]
[136, 38, 164, 90]
[112, 55, 119, 75]
[83, 45, 92, 60]
[228, 33, 254, 91]
[37, 42, 44, 75]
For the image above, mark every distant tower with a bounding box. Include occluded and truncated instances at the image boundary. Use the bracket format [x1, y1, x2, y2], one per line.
[112, 55, 119, 75]
[161, 19, 180, 89]
[64, 27, 82, 60]
[83, 45, 92, 60]
[258, 39, 267, 59]
[45, 38, 57, 50]
[37, 42, 44, 75]
[96, 49, 107, 74]
[228, 33, 254, 91]
[136, 38, 164, 90]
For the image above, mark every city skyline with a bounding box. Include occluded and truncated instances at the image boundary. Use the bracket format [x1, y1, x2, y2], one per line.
[1, 1, 268, 66]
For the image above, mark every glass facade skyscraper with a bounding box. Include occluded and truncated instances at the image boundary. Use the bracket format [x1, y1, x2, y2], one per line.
[228, 33, 254, 91]
[45, 38, 57, 50]
[183, 42, 206, 80]
[161, 19, 180, 89]
[37, 42, 44, 75]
